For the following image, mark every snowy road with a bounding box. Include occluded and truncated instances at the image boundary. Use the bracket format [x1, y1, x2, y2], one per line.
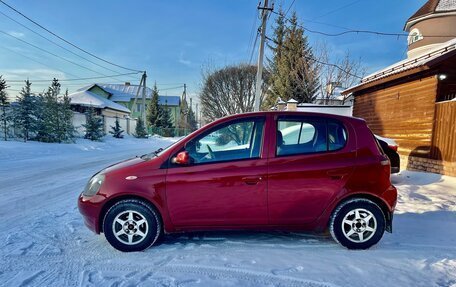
[1, 137, 455, 287]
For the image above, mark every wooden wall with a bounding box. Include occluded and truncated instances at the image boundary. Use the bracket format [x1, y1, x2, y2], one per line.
[432, 101, 456, 162]
[353, 75, 438, 158]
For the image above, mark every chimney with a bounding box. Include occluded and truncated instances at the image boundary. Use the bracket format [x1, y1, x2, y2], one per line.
[287, 99, 298, 111]
[125, 82, 130, 86]
[277, 97, 286, 111]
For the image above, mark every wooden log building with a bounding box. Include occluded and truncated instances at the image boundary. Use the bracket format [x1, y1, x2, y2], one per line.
[343, 0, 456, 176]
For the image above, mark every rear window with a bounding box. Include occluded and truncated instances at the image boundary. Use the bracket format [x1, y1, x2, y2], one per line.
[276, 118, 347, 156]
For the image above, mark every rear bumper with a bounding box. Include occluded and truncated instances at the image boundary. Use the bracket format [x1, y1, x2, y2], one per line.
[391, 166, 400, 174]
[382, 185, 397, 233]
[78, 194, 105, 234]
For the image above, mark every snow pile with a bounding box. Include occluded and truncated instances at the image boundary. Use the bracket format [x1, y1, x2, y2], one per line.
[0, 137, 455, 287]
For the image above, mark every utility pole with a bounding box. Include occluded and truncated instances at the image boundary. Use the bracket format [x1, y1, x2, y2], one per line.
[195, 103, 199, 128]
[182, 84, 187, 134]
[141, 71, 147, 125]
[254, 0, 273, 112]
[131, 72, 146, 122]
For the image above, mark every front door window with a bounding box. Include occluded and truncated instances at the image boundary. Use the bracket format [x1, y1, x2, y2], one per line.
[185, 118, 264, 164]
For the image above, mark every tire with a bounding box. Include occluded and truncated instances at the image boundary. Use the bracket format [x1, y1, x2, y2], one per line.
[103, 199, 161, 252]
[329, 198, 385, 250]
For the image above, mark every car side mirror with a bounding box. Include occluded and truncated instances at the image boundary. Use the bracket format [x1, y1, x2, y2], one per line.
[173, 151, 192, 165]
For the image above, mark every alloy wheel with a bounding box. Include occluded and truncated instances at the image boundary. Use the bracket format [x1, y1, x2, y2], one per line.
[112, 210, 149, 245]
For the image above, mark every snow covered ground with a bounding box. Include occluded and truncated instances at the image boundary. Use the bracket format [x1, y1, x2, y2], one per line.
[1, 137, 455, 287]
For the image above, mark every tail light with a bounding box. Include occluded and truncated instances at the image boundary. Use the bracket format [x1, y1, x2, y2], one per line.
[388, 145, 398, 152]
[380, 156, 390, 166]
[380, 155, 391, 174]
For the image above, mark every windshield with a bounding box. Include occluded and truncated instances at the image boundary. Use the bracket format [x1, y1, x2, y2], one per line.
[140, 137, 185, 160]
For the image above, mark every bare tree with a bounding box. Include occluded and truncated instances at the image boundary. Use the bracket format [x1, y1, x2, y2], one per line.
[317, 43, 366, 105]
[200, 64, 267, 121]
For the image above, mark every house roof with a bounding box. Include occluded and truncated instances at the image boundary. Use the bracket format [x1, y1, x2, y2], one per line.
[69, 90, 131, 114]
[406, 0, 456, 29]
[342, 37, 456, 95]
[87, 83, 181, 106]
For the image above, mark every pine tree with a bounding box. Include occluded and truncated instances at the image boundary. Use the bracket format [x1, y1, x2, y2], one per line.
[83, 106, 104, 141]
[134, 117, 147, 138]
[57, 89, 75, 143]
[0, 76, 9, 141]
[109, 117, 124, 138]
[187, 107, 197, 132]
[177, 93, 189, 133]
[14, 80, 36, 142]
[264, 7, 286, 109]
[36, 79, 61, 142]
[286, 13, 320, 103]
[265, 12, 320, 107]
[160, 102, 174, 137]
[146, 83, 160, 127]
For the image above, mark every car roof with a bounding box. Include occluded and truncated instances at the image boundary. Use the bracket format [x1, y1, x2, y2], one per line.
[216, 111, 364, 123]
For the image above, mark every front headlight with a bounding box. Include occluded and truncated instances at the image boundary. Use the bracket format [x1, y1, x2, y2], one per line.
[82, 174, 105, 197]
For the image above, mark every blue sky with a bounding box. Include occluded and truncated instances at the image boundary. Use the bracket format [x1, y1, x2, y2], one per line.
[0, 0, 426, 101]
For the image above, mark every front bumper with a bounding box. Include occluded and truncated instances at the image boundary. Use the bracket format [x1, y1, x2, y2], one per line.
[78, 194, 106, 234]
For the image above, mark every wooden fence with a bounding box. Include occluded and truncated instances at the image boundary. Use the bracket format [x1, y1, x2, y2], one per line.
[431, 101, 456, 162]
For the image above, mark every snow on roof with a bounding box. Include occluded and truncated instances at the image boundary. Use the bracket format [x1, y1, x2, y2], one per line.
[69, 90, 131, 113]
[406, 0, 456, 29]
[287, 99, 298, 103]
[436, 0, 456, 11]
[95, 84, 181, 106]
[343, 37, 456, 94]
[408, 0, 456, 23]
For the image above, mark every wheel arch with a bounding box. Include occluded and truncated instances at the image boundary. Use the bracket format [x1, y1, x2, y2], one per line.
[330, 193, 393, 233]
[98, 194, 164, 234]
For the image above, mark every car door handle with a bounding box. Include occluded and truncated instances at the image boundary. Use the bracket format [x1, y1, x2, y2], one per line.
[242, 177, 262, 185]
[327, 170, 349, 179]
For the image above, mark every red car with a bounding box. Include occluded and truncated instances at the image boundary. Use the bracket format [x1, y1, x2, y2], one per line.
[78, 111, 397, 252]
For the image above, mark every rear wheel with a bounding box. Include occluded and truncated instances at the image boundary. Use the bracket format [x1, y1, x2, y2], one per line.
[330, 198, 385, 249]
[103, 199, 161, 252]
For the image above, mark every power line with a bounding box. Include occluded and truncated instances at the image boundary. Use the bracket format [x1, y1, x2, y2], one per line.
[284, 0, 296, 17]
[311, 0, 362, 20]
[158, 85, 185, 91]
[271, 10, 456, 38]
[0, 29, 138, 81]
[0, 0, 143, 73]
[156, 83, 186, 86]
[264, 35, 363, 79]
[0, 10, 133, 82]
[5, 72, 141, 83]
[249, 28, 260, 65]
[246, 8, 259, 62]
[0, 45, 81, 79]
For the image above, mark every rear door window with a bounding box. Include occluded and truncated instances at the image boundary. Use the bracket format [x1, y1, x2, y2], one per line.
[276, 118, 347, 156]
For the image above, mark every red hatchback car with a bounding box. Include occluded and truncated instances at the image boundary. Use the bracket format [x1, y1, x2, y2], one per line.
[78, 111, 397, 252]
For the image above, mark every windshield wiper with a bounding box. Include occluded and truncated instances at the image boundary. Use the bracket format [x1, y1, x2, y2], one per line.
[153, 148, 163, 155]
[139, 148, 164, 160]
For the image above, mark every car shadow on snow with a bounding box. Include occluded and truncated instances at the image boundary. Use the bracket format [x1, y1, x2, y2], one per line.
[391, 170, 443, 186]
[155, 230, 336, 249]
[381, 210, 456, 251]
[150, 210, 456, 252]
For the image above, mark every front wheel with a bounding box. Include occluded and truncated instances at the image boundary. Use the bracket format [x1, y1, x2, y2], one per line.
[330, 198, 385, 249]
[103, 199, 161, 252]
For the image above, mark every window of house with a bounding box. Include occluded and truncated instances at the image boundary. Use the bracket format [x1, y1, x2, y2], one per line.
[408, 28, 423, 45]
